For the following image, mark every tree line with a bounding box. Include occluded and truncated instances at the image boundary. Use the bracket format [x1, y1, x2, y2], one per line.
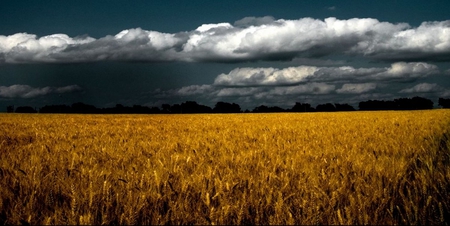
[6, 97, 450, 114]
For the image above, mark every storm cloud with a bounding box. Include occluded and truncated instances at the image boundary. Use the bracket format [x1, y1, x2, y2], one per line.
[1, 17, 449, 63]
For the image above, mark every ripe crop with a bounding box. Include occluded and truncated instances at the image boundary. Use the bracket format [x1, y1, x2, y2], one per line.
[1, 110, 449, 225]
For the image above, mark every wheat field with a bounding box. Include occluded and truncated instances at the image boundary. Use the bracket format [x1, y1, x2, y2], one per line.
[0, 110, 449, 225]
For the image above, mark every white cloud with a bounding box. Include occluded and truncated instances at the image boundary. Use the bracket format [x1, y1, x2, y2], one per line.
[336, 83, 377, 94]
[381, 62, 438, 78]
[398, 83, 440, 93]
[1, 17, 449, 63]
[362, 21, 450, 60]
[214, 62, 439, 86]
[214, 66, 317, 86]
[0, 84, 81, 98]
[0, 33, 95, 63]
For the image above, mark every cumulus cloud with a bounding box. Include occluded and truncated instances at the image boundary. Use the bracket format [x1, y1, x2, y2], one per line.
[0, 84, 81, 98]
[398, 83, 440, 93]
[336, 83, 377, 94]
[0, 28, 187, 63]
[214, 66, 316, 86]
[213, 62, 438, 86]
[1, 17, 449, 63]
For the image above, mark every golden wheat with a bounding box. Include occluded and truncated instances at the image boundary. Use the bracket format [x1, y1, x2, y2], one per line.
[0, 110, 449, 225]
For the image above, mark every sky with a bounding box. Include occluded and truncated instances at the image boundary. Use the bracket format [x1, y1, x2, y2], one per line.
[1, 0, 450, 111]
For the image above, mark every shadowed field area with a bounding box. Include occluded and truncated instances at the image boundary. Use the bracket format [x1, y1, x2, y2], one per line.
[1, 110, 449, 225]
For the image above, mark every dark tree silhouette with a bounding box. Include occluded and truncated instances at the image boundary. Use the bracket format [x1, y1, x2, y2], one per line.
[291, 102, 315, 112]
[170, 104, 182, 113]
[161, 104, 171, 113]
[316, 103, 336, 112]
[6, 105, 14, 113]
[359, 100, 396, 111]
[213, 102, 241, 113]
[15, 106, 37, 113]
[359, 96, 433, 110]
[40, 105, 72, 113]
[252, 105, 270, 113]
[6, 96, 440, 114]
[252, 105, 286, 113]
[335, 103, 355, 111]
[180, 101, 212, 113]
[438, 98, 450, 108]
[71, 102, 98, 113]
[132, 105, 160, 114]
[409, 96, 434, 110]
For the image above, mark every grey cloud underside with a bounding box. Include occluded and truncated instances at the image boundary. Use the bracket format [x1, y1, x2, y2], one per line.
[1, 17, 449, 63]
[0, 84, 81, 98]
[398, 83, 444, 93]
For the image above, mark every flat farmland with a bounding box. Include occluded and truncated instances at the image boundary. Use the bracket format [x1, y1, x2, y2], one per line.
[1, 111, 449, 225]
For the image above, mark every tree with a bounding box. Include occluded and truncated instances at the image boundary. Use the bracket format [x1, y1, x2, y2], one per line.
[15, 106, 37, 113]
[291, 102, 315, 112]
[6, 105, 14, 113]
[335, 103, 355, 111]
[180, 101, 212, 114]
[252, 105, 285, 113]
[316, 103, 336, 112]
[161, 104, 171, 113]
[439, 98, 450, 108]
[359, 100, 396, 111]
[170, 104, 182, 114]
[359, 97, 433, 111]
[410, 96, 434, 110]
[213, 102, 241, 113]
[39, 105, 72, 113]
[71, 102, 98, 113]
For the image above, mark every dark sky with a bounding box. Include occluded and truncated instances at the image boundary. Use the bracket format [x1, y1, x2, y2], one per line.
[1, 0, 450, 110]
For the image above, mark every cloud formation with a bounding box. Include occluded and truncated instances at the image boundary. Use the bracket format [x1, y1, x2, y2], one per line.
[213, 62, 438, 86]
[176, 84, 214, 96]
[0, 84, 81, 98]
[1, 17, 449, 63]
[336, 83, 377, 94]
[398, 83, 440, 93]
[147, 61, 447, 109]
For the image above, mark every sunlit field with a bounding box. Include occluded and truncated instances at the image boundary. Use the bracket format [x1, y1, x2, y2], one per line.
[1, 110, 449, 225]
